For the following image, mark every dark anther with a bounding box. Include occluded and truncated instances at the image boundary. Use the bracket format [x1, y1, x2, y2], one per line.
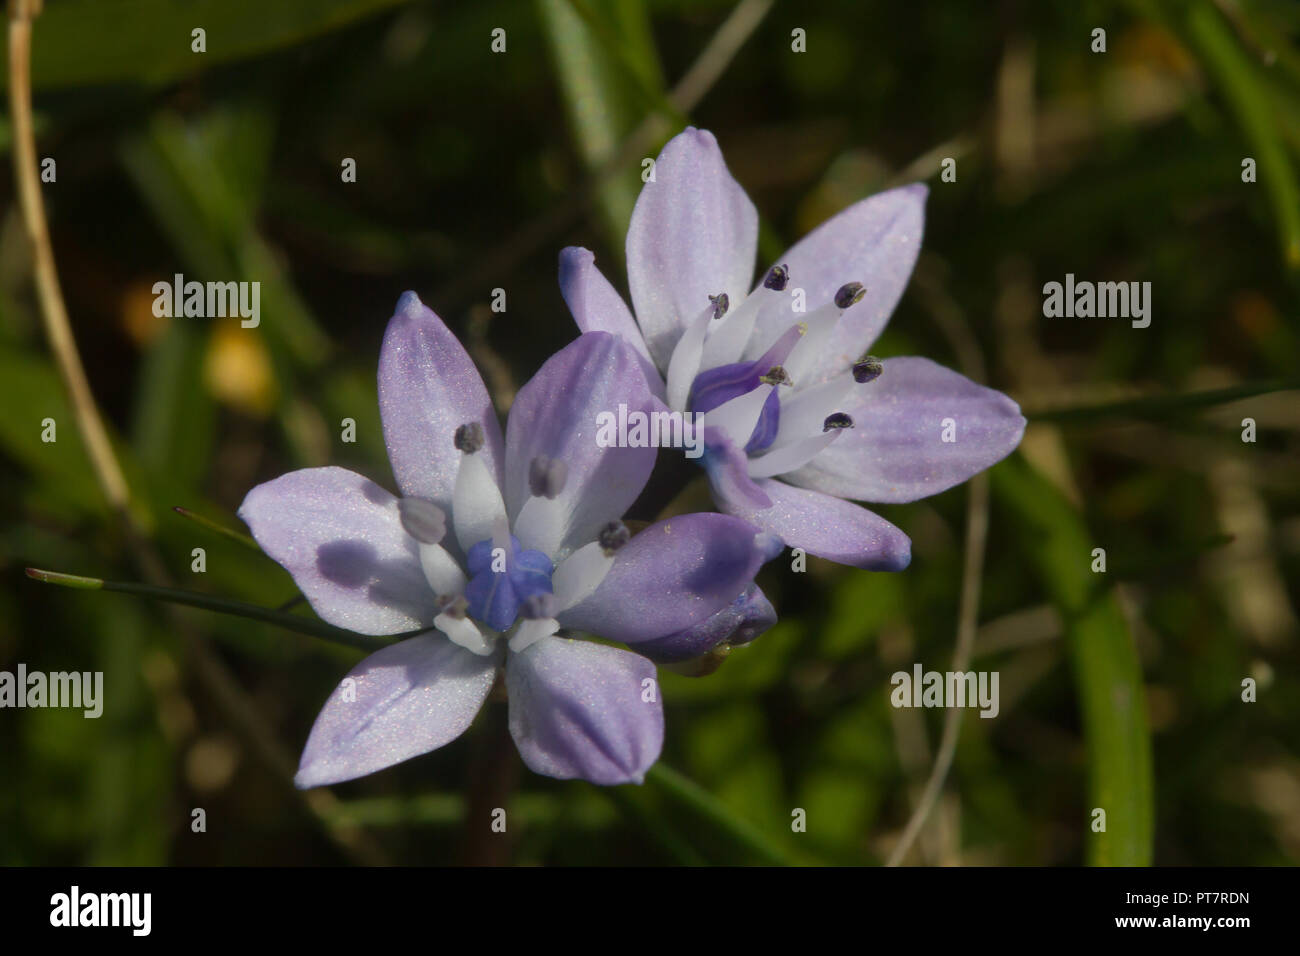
[823, 412, 855, 432]
[454, 421, 485, 454]
[598, 520, 631, 556]
[852, 356, 883, 383]
[834, 282, 866, 309]
[760, 365, 793, 387]
[528, 455, 568, 499]
[763, 264, 790, 291]
[709, 292, 730, 319]
[398, 497, 447, 545]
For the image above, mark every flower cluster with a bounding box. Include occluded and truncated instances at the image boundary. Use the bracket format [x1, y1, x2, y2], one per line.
[241, 128, 1024, 788]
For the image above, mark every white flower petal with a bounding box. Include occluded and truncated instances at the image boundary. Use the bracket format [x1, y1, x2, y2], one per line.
[512, 493, 567, 559]
[452, 452, 507, 552]
[747, 430, 842, 478]
[698, 288, 765, 371]
[435, 613, 496, 656]
[665, 303, 715, 412]
[769, 374, 854, 448]
[701, 383, 774, 449]
[418, 542, 467, 598]
[552, 540, 616, 611]
[779, 303, 840, 384]
[508, 617, 560, 654]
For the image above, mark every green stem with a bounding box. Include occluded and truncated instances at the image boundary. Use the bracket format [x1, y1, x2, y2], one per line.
[25, 567, 405, 653]
[990, 458, 1154, 865]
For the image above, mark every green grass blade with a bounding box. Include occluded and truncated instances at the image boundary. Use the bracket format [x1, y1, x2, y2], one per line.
[172, 506, 262, 554]
[538, 0, 671, 239]
[991, 457, 1154, 866]
[1027, 378, 1300, 423]
[26, 567, 398, 653]
[1185, 1, 1300, 269]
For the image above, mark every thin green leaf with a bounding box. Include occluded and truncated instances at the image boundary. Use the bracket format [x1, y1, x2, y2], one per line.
[172, 506, 263, 554]
[1185, 1, 1300, 269]
[24, 568, 104, 590]
[1027, 378, 1300, 423]
[991, 457, 1154, 866]
[25, 567, 401, 652]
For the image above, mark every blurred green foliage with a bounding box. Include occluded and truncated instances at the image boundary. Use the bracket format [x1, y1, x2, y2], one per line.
[1, 0, 1298, 865]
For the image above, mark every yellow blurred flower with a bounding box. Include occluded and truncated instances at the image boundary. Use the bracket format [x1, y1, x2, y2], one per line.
[204, 323, 276, 416]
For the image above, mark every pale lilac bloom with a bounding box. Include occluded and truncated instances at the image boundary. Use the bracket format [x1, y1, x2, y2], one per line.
[239, 292, 776, 787]
[560, 127, 1026, 570]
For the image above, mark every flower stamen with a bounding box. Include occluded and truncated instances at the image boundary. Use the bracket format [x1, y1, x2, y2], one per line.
[398, 497, 447, 545]
[438, 593, 469, 619]
[852, 356, 883, 383]
[709, 292, 729, 319]
[521, 592, 558, 619]
[598, 520, 631, 556]
[834, 282, 866, 310]
[454, 421, 485, 454]
[528, 455, 568, 500]
[763, 263, 790, 291]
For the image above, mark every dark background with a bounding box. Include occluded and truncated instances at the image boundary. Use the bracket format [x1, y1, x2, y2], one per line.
[1, 0, 1297, 865]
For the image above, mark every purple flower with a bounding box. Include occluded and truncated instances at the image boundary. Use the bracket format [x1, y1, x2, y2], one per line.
[560, 127, 1026, 570]
[239, 292, 777, 787]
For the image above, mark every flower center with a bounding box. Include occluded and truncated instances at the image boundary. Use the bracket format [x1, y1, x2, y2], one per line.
[688, 323, 803, 454]
[463, 534, 554, 632]
[684, 280, 884, 460]
[690, 360, 782, 453]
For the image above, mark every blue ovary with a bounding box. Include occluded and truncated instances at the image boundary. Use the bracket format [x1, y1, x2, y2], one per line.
[464, 535, 554, 632]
